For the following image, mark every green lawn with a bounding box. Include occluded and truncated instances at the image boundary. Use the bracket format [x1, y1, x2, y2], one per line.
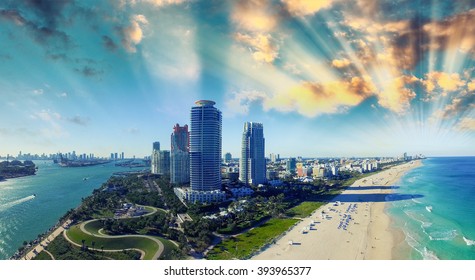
[32, 234, 141, 260]
[207, 218, 299, 260]
[34, 251, 53, 260]
[286, 201, 325, 218]
[66, 224, 160, 260]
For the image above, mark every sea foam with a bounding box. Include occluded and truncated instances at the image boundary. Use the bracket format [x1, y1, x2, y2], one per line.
[463, 236, 475, 246]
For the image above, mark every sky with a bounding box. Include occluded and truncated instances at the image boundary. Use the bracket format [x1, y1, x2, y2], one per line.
[1, 0, 475, 158]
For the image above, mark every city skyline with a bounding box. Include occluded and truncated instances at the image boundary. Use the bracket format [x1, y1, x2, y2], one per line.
[1, 1, 475, 158]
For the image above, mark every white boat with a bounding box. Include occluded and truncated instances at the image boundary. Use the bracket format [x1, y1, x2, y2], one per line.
[426, 206, 433, 213]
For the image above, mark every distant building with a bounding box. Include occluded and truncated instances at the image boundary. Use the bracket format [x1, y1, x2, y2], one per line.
[151, 142, 160, 174]
[286, 158, 296, 173]
[158, 150, 170, 175]
[171, 124, 190, 184]
[239, 122, 266, 186]
[224, 152, 232, 163]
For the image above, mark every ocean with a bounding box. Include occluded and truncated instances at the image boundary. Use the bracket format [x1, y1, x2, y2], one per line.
[388, 157, 475, 260]
[0, 160, 144, 260]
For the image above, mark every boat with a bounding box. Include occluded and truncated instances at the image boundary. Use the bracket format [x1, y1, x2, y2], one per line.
[83, 177, 88, 181]
[426, 205, 433, 213]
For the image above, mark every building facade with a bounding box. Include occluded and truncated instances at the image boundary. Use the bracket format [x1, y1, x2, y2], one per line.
[171, 124, 190, 184]
[151, 141, 170, 175]
[188, 100, 224, 203]
[239, 122, 266, 186]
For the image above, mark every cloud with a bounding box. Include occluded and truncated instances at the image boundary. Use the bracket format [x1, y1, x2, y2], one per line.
[232, 0, 279, 33]
[31, 110, 62, 122]
[124, 127, 140, 134]
[102, 35, 118, 51]
[0, 9, 70, 48]
[225, 90, 269, 116]
[58, 92, 68, 98]
[67, 116, 90, 126]
[423, 9, 475, 55]
[32, 89, 44, 96]
[120, 14, 148, 53]
[235, 32, 279, 63]
[469, 80, 475, 92]
[434, 93, 475, 119]
[423, 72, 465, 93]
[264, 75, 376, 117]
[74, 66, 104, 77]
[456, 117, 475, 131]
[128, 0, 189, 7]
[331, 58, 351, 68]
[282, 0, 335, 17]
[376, 75, 419, 114]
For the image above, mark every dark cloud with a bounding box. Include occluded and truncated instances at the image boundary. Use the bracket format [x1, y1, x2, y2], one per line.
[23, 0, 72, 27]
[74, 65, 104, 77]
[0, 8, 70, 48]
[439, 94, 475, 119]
[102, 35, 118, 51]
[67, 116, 89, 126]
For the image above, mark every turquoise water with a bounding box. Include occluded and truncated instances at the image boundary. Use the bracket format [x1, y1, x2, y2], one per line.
[0, 160, 144, 259]
[389, 157, 475, 260]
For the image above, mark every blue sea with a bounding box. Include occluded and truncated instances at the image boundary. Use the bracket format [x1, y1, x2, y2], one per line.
[0, 160, 144, 260]
[388, 157, 475, 260]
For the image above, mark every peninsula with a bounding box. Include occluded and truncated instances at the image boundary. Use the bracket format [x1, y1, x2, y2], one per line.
[0, 160, 37, 180]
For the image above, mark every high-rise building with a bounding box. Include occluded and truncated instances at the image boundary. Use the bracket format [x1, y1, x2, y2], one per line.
[151, 142, 160, 174]
[224, 152, 232, 163]
[158, 150, 170, 175]
[286, 158, 296, 174]
[171, 124, 190, 184]
[153, 142, 160, 151]
[186, 100, 224, 203]
[239, 122, 266, 186]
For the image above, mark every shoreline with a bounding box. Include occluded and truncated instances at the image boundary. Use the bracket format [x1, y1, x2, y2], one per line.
[252, 160, 422, 260]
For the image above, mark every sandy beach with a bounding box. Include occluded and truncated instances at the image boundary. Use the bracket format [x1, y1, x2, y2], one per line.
[253, 160, 422, 260]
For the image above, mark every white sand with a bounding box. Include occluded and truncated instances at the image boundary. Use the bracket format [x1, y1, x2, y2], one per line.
[253, 160, 422, 260]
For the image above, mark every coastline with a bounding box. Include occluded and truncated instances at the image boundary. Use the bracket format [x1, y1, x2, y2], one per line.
[252, 160, 422, 260]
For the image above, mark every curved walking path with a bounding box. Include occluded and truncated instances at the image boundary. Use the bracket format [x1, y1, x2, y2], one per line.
[64, 205, 168, 260]
[63, 230, 147, 259]
[42, 250, 55, 260]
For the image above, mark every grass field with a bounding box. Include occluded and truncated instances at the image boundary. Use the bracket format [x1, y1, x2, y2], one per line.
[66, 224, 160, 260]
[207, 218, 298, 260]
[286, 201, 325, 218]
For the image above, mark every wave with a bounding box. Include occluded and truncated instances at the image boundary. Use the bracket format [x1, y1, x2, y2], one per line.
[0, 195, 35, 212]
[463, 236, 475, 246]
[422, 247, 439, 260]
[411, 198, 423, 204]
[428, 229, 458, 241]
[404, 210, 432, 228]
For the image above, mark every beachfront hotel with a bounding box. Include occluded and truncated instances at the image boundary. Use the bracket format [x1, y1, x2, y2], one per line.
[239, 122, 266, 186]
[175, 100, 225, 203]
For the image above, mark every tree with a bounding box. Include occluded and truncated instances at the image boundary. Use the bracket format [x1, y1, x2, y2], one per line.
[81, 239, 86, 251]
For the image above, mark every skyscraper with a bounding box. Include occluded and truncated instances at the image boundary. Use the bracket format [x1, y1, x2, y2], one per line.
[171, 124, 190, 184]
[239, 122, 266, 186]
[158, 150, 170, 175]
[151, 140, 170, 176]
[188, 100, 224, 203]
[151, 142, 160, 174]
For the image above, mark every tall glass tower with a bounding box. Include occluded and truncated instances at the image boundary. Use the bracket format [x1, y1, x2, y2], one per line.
[190, 100, 222, 194]
[171, 124, 190, 184]
[239, 122, 266, 185]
